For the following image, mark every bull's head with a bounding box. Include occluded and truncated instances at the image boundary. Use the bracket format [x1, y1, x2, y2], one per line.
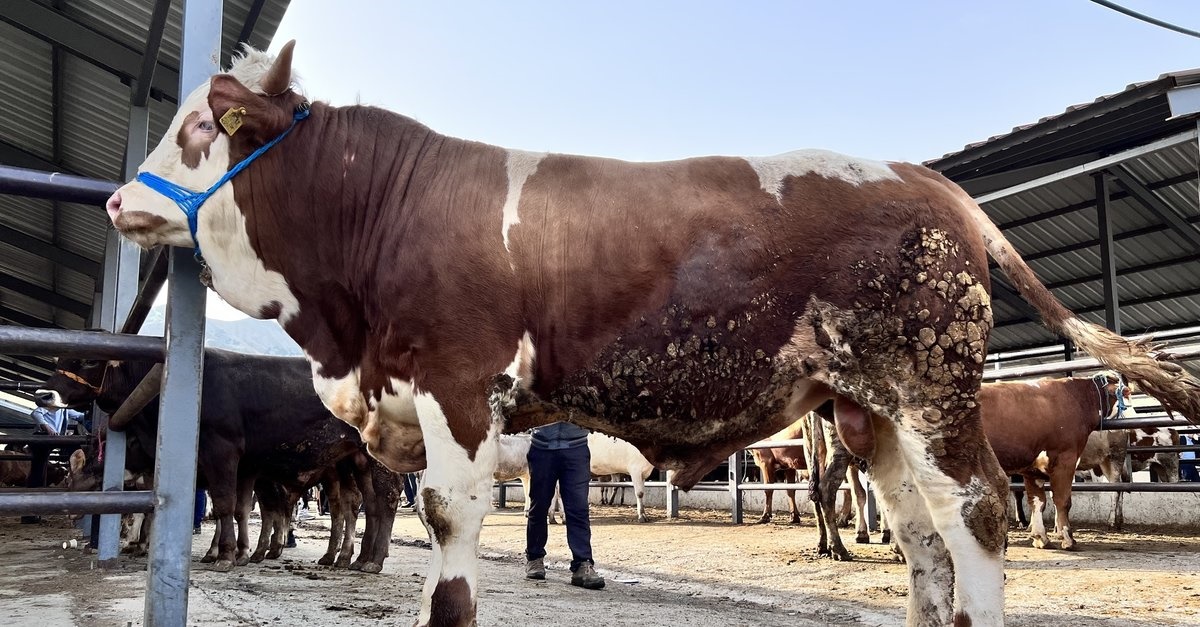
[1095, 371, 1132, 419]
[66, 448, 103, 493]
[36, 357, 107, 409]
[104, 42, 305, 320]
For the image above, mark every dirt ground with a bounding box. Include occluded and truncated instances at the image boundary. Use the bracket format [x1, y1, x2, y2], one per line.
[0, 503, 1197, 626]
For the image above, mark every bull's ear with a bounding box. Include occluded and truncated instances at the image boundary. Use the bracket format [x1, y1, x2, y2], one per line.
[261, 40, 295, 96]
[69, 449, 86, 474]
[209, 75, 291, 144]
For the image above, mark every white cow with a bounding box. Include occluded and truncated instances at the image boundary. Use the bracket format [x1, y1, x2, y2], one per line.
[550, 433, 656, 523]
[494, 434, 532, 513]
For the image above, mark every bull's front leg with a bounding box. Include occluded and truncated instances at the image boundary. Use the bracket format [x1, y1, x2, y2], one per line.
[413, 383, 500, 627]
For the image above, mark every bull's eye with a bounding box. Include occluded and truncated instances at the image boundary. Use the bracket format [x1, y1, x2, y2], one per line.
[197, 119, 216, 133]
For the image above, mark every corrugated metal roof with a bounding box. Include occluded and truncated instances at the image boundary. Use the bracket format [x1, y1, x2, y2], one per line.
[932, 74, 1200, 355]
[0, 0, 291, 394]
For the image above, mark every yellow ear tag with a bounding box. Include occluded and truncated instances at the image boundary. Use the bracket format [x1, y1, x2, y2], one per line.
[219, 106, 247, 135]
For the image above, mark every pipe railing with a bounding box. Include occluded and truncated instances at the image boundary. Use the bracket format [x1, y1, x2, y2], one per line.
[982, 343, 1200, 381]
[0, 490, 154, 516]
[0, 165, 120, 205]
[0, 327, 165, 361]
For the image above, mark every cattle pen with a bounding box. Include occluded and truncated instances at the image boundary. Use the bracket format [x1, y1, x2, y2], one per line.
[2, 2, 1200, 626]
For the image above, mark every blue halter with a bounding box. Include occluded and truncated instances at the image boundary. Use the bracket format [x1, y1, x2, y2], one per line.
[136, 107, 311, 260]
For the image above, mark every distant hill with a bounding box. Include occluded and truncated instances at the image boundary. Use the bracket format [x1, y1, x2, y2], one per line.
[139, 305, 303, 356]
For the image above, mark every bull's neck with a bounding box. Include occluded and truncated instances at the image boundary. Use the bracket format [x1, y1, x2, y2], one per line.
[1074, 377, 1107, 428]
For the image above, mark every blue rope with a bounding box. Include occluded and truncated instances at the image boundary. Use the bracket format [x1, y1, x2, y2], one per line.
[137, 107, 311, 260]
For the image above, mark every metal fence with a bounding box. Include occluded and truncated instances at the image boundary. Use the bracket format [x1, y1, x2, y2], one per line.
[515, 343, 1200, 527]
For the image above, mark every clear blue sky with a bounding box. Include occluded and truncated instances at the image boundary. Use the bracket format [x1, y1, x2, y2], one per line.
[267, 1, 1200, 164]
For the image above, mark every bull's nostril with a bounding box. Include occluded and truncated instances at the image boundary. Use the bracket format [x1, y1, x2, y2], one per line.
[105, 190, 122, 219]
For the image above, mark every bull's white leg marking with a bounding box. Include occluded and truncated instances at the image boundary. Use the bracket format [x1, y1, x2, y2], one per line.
[744, 149, 900, 202]
[1028, 481, 1048, 549]
[867, 419, 954, 627]
[412, 391, 500, 627]
[504, 331, 536, 383]
[632, 470, 647, 523]
[502, 150, 545, 254]
[894, 417, 1005, 627]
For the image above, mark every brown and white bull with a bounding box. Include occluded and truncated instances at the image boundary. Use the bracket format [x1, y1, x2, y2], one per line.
[103, 42, 1200, 626]
[980, 373, 1129, 550]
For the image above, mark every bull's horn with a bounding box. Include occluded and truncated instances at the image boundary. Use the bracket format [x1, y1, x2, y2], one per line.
[108, 363, 163, 431]
[261, 40, 295, 96]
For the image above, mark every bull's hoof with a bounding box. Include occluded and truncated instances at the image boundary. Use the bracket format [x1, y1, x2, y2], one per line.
[855, 532, 870, 544]
[754, 515, 771, 525]
[317, 555, 335, 566]
[358, 561, 383, 574]
[249, 552, 266, 563]
[1061, 539, 1078, 551]
[235, 555, 250, 567]
[789, 514, 802, 525]
[265, 548, 283, 560]
[891, 544, 906, 563]
[1031, 536, 1048, 550]
[199, 554, 216, 564]
[831, 547, 854, 562]
[817, 544, 830, 557]
[880, 530, 891, 544]
[836, 516, 852, 528]
[337, 557, 355, 569]
[213, 559, 234, 572]
[548, 517, 559, 525]
[637, 515, 649, 523]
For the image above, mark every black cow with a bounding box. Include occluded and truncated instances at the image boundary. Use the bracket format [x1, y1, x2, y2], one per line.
[39, 347, 408, 571]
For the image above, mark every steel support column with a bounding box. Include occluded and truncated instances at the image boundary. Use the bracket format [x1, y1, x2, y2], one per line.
[728, 453, 744, 524]
[143, 0, 217, 622]
[97, 99, 149, 566]
[1095, 172, 1120, 333]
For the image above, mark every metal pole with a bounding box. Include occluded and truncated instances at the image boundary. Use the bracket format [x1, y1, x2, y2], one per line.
[665, 470, 679, 519]
[0, 165, 120, 205]
[98, 98, 149, 566]
[144, 0, 217, 622]
[496, 483, 508, 509]
[728, 452, 743, 524]
[0, 326, 165, 360]
[0, 490, 155, 516]
[1095, 172, 1121, 333]
[145, 251, 207, 625]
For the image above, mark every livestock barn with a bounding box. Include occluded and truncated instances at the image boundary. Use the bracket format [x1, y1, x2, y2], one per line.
[1, 2, 1199, 626]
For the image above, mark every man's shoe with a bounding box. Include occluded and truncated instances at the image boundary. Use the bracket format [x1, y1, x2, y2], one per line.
[525, 558, 545, 580]
[571, 563, 605, 590]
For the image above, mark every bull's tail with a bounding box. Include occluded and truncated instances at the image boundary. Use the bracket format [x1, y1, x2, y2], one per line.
[958, 188, 1200, 421]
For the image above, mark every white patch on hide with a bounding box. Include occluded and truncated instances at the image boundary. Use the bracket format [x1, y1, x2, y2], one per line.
[502, 150, 545, 254]
[744, 149, 900, 201]
[1033, 451, 1050, 474]
[503, 331, 536, 384]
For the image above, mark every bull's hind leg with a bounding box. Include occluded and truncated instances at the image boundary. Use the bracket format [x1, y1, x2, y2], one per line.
[868, 415, 955, 627]
[318, 473, 344, 566]
[1049, 455, 1079, 550]
[848, 466, 870, 543]
[889, 406, 1007, 627]
[1024, 476, 1050, 549]
[784, 469, 802, 524]
[413, 387, 499, 627]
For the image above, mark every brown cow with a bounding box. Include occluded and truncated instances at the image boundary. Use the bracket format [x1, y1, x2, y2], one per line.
[980, 373, 1129, 550]
[105, 42, 1200, 626]
[749, 419, 810, 525]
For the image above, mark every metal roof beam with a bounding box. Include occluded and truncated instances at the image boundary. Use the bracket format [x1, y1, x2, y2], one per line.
[1107, 164, 1200, 252]
[1046, 251, 1200, 291]
[0, 0, 180, 103]
[0, 224, 99, 277]
[132, 0, 173, 108]
[958, 153, 1100, 197]
[0, 305, 61, 329]
[974, 128, 1199, 205]
[0, 140, 79, 175]
[0, 354, 55, 377]
[996, 285, 1200, 329]
[0, 273, 89, 317]
[988, 273, 1041, 321]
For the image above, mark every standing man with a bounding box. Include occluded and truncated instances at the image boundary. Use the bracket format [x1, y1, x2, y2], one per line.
[524, 421, 605, 590]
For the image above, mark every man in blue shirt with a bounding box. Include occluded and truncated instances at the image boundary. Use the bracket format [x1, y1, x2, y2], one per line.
[524, 421, 604, 589]
[31, 406, 85, 435]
